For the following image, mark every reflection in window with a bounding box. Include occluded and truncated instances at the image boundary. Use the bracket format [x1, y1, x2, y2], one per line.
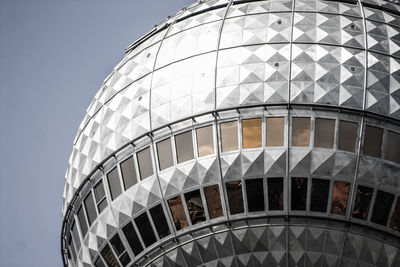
[101, 244, 119, 267]
[310, 179, 330, 212]
[84, 193, 97, 226]
[122, 223, 143, 256]
[185, 190, 206, 224]
[77, 206, 88, 237]
[196, 126, 214, 157]
[94, 181, 107, 213]
[266, 117, 284, 147]
[156, 138, 174, 170]
[268, 178, 284, 210]
[314, 118, 335, 148]
[338, 121, 358, 152]
[384, 131, 400, 164]
[352, 185, 373, 220]
[167, 196, 189, 230]
[291, 178, 308, 210]
[107, 167, 122, 200]
[137, 147, 153, 179]
[110, 234, 131, 266]
[363, 125, 383, 157]
[390, 197, 400, 231]
[371, 190, 394, 226]
[331, 181, 350, 215]
[175, 131, 194, 163]
[149, 204, 170, 239]
[95, 257, 106, 267]
[220, 121, 238, 152]
[242, 118, 262, 148]
[134, 212, 157, 247]
[204, 185, 223, 219]
[226, 181, 244, 215]
[120, 156, 137, 190]
[292, 117, 310, 147]
[246, 179, 264, 212]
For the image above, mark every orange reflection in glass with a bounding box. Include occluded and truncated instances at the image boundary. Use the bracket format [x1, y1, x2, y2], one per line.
[242, 118, 262, 148]
[331, 181, 350, 216]
[167, 196, 189, 230]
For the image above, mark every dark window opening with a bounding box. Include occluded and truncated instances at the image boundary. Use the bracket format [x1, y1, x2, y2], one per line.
[363, 125, 383, 158]
[314, 118, 335, 148]
[384, 130, 400, 164]
[291, 177, 308, 211]
[371, 190, 394, 226]
[226, 181, 244, 215]
[95, 257, 106, 267]
[338, 120, 358, 152]
[94, 181, 107, 213]
[184, 189, 206, 224]
[204, 185, 223, 219]
[245, 179, 265, 212]
[310, 179, 330, 212]
[110, 234, 131, 266]
[268, 178, 284, 210]
[292, 117, 310, 147]
[122, 223, 143, 256]
[137, 147, 153, 179]
[107, 167, 122, 200]
[101, 244, 120, 267]
[352, 185, 374, 220]
[120, 156, 137, 190]
[84, 193, 97, 226]
[156, 138, 174, 170]
[167, 196, 189, 230]
[331, 181, 350, 216]
[134, 212, 157, 247]
[149, 204, 171, 239]
[390, 197, 400, 231]
[175, 131, 194, 163]
[77, 206, 88, 237]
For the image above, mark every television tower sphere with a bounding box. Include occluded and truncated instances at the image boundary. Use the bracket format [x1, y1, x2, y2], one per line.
[62, 0, 400, 266]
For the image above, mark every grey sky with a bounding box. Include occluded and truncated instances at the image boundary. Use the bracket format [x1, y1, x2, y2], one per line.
[0, 0, 192, 266]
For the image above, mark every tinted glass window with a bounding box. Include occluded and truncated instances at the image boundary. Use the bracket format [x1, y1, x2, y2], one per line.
[110, 234, 125, 255]
[226, 181, 244, 215]
[338, 121, 358, 152]
[291, 177, 308, 210]
[242, 118, 262, 148]
[384, 130, 400, 164]
[266, 117, 284, 147]
[94, 181, 106, 201]
[371, 190, 394, 226]
[71, 221, 81, 250]
[363, 125, 383, 157]
[204, 185, 223, 219]
[175, 131, 194, 163]
[246, 179, 264, 212]
[352, 185, 374, 220]
[185, 190, 206, 224]
[167, 196, 189, 230]
[196, 126, 214, 157]
[68, 238, 77, 264]
[292, 117, 310, 147]
[268, 178, 284, 210]
[134, 212, 157, 247]
[95, 257, 106, 267]
[137, 147, 153, 179]
[77, 206, 88, 237]
[122, 223, 143, 256]
[119, 252, 131, 266]
[120, 156, 137, 190]
[101, 244, 119, 267]
[156, 138, 174, 170]
[107, 167, 122, 200]
[149, 204, 171, 239]
[310, 179, 330, 212]
[220, 121, 238, 152]
[331, 181, 350, 215]
[390, 197, 400, 231]
[314, 118, 335, 148]
[84, 193, 97, 226]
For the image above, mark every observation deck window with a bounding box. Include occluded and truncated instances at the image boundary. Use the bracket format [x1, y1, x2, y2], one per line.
[107, 167, 122, 200]
[242, 118, 262, 148]
[220, 121, 238, 152]
[314, 118, 335, 149]
[196, 126, 215, 157]
[137, 147, 153, 179]
[390, 197, 400, 231]
[292, 117, 310, 147]
[363, 125, 383, 158]
[291, 177, 308, 210]
[122, 222, 143, 256]
[134, 212, 157, 247]
[175, 131, 194, 163]
[371, 190, 394, 226]
[83, 192, 97, 226]
[100, 244, 120, 267]
[226, 180, 244, 215]
[156, 138, 174, 170]
[77, 206, 88, 237]
[310, 178, 330, 212]
[95, 257, 106, 267]
[168, 195, 189, 230]
[268, 178, 284, 210]
[94, 180, 108, 213]
[149, 204, 171, 239]
[185, 189, 206, 224]
[120, 156, 137, 190]
[352, 185, 373, 220]
[204, 185, 223, 219]
[338, 120, 358, 152]
[384, 130, 400, 164]
[245, 178, 265, 212]
[331, 181, 350, 215]
[110, 233, 131, 266]
[266, 117, 284, 147]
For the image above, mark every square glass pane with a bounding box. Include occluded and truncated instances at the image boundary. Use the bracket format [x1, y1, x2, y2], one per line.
[331, 181, 350, 215]
[384, 130, 400, 164]
[184, 189, 206, 224]
[122, 223, 143, 256]
[352, 185, 373, 220]
[242, 118, 262, 148]
[390, 197, 400, 231]
[134, 212, 157, 247]
[101, 244, 119, 267]
[149, 204, 171, 239]
[84, 193, 97, 226]
[137, 147, 153, 179]
[292, 117, 310, 147]
[107, 167, 122, 200]
[204, 185, 223, 219]
[175, 131, 194, 163]
[167, 196, 189, 230]
[94, 181, 106, 202]
[267, 178, 283, 210]
[314, 118, 335, 148]
[338, 121, 358, 152]
[363, 125, 383, 157]
[156, 138, 174, 170]
[110, 234, 126, 256]
[77, 206, 88, 237]
[196, 126, 214, 157]
[371, 190, 394, 226]
[291, 177, 308, 210]
[245, 179, 265, 212]
[266, 117, 284, 147]
[310, 179, 330, 212]
[120, 156, 137, 190]
[226, 181, 244, 215]
[220, 121, 238, 152]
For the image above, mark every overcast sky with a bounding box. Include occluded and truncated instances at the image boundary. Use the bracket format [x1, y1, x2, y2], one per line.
[0, 0, 192, 266]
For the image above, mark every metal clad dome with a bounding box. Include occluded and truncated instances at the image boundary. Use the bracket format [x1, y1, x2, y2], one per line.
[62, 0, 400, 266]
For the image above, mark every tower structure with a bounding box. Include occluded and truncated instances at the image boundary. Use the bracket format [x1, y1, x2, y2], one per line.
[62, 0, 400, 266]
